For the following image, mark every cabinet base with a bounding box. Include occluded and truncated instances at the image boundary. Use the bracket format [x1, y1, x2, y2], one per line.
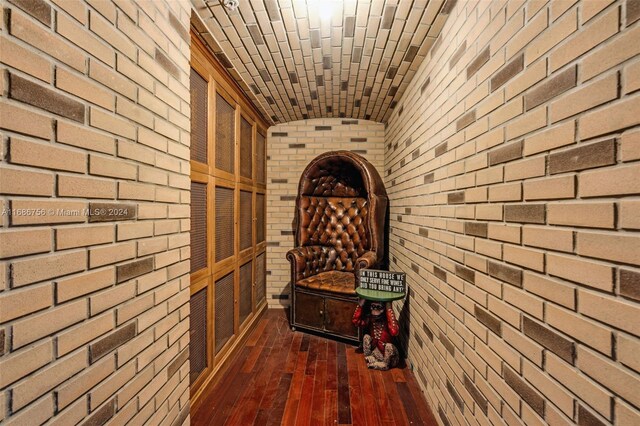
[290, 288, 361, 343]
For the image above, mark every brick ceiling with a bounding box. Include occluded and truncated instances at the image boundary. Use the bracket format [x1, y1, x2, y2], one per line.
[192, 0, 455, 124]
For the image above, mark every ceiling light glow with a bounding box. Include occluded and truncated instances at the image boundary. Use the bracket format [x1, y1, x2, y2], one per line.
[319, 3, 334, 21]
[314, 0, 341, 22]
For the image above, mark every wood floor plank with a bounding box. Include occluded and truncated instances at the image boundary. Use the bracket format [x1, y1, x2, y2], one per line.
[225, 340, 275, 424]
[190, 346, 251, 425]
[324, 390, 338, 426]
[299, 334, 310, 351]
[243, 317, 293, 419]
[316, 337, 328, 361]
[396, 382, 424, 426]
[285, 333, 303, 373]
[241, 319, 278, 373]
[356, 351, 379, 426]
[326, 340, 338, 391]
[245, 316, 269, 347]
[381, 365, 410, 426]
[265, 373, 293, 426]
[204, 371, 251, 426]
[305, 336, 319, 376]
[345, 347, 366, 426]
[254, 409, 269, 425]
[403, 369, 438, 425]
[310, 360, 327, 425]
[191, 310, 436, 426]
[336, 343, 351, 425]
[294, 373, 315, 425]
[219, 327, 276, 425]
[282, 351, 309, 426]
[391, 367, 407, 383]
[260, 332, 294, 411]
[371, 370, 395, 425]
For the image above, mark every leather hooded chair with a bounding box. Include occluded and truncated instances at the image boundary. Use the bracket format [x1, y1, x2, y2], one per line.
[287, 151, 388, 341]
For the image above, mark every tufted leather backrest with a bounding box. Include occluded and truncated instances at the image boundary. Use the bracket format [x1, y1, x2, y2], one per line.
[298, 196, 369, 271]
[301, 164, 364, 197]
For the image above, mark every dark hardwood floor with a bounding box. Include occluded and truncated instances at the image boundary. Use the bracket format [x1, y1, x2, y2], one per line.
[191, 309, 438, 426]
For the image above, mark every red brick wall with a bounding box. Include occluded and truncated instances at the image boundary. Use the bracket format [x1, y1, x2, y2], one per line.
[385, 1, 640, 425]
[0, 1, 192, 424]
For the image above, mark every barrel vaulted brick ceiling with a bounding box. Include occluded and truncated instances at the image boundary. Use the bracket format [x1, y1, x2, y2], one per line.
[191, 0, 455, 124]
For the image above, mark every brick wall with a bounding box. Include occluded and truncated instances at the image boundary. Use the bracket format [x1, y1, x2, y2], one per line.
[0, 1, 191, 424]
[266, 118, 385, 307]
[385, 1, 640, 425]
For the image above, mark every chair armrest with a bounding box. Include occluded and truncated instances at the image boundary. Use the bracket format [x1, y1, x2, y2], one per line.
[286, 246, 336, 283]
[355, 251, 377, 271]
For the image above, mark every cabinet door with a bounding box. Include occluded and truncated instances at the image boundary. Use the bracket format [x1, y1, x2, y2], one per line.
[256, 131, 266, 185]
[239, 260, 252, 325]
[189, 287, 209, 385]
[215, 272, 235, 354]
[324, 298, 359, 338]
[190, 34, 269, 402]
[295, 292, 325, 329]
[215, 92, 235, 175]
[255, 252, 266, 306]
[239, 116, 253, 180]
[189, 65, 213, 389]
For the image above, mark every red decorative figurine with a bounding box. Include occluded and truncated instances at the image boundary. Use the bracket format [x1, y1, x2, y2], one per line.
[352, 299, 400, 370]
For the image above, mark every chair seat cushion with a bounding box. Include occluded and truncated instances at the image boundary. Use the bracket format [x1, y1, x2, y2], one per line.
[295, 270, 356, 295]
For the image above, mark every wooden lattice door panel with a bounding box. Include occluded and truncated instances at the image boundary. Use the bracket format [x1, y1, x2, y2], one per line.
[240, 116, 253, 179]
[215, 93, 235, 174]
[255, 252, 266, 305]
[239, 260, 253, 325]
[215, 186, 234, 262]
[214, 272, 235, 354]
[240, 190, 252, 251]
[256, 131, 266, 185]
[190, 68, 208, 164]
[190, 182, 208, 274]
[190, 288, 208, 384]
[256, 193, 265, 244]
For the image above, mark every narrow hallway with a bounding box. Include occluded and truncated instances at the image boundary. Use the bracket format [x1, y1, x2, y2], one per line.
[191, 310, 438, 425]
[1, 1, 638, 425]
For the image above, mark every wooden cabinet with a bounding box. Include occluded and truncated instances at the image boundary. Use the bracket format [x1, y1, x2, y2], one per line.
[189, 32, 268, 407]
[293, 289, 360, 339]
